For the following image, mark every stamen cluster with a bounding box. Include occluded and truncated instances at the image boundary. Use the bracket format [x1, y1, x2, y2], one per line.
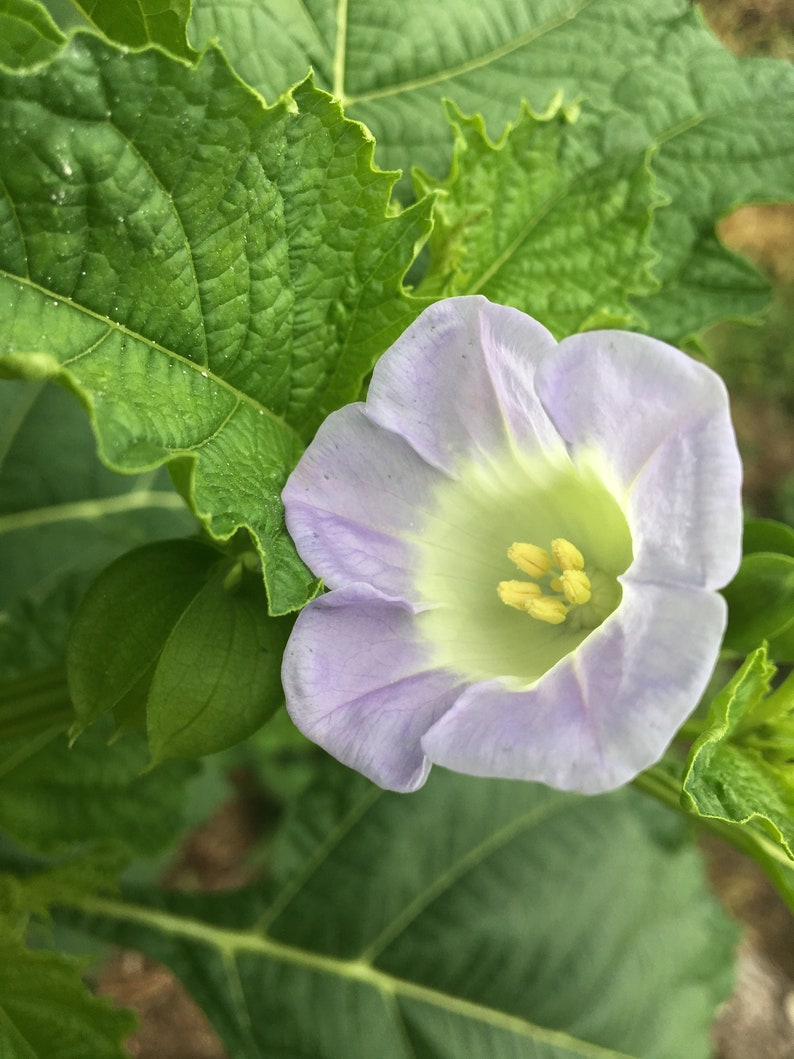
[498, 538, 592, 625]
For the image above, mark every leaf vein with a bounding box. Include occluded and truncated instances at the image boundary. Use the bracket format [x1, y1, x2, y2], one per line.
[344, 0, 595, 106]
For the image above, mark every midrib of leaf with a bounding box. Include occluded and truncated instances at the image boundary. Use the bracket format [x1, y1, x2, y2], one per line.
[341, 0, 596, 106]
[114, 120, 209, 366]
[138, 0, 161, 43]
[654, 112, 705, 148]
[332, 0, 348, 100]
[0, 489, 186, 536]
[357, 792, 575, 962]
[461, 146, 653, 298]
[75, 893, 635, 1059]
[2, 271, 303, 445]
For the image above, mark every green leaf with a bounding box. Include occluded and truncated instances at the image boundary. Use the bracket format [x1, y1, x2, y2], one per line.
[189, 0, 794, 340]
[742, 517, 794, 558]
[0, 850, 127, 935]
[67, 539, 293, 759]
[62, 772, 735, 1059]
[147, 561, 292, 763]
[0, 940, 135, 1059]
[636, 758, 794, 914]
[723, 553, 794, 661]
[0, 378, 195, 744]
[0, 36, 432, 615]
[415, 99, 658, 337]
[0, 722, 195, 856]
[0, 0, 64, 69]
[67, 539, 221, 734]
[683, 647, 794, 860]
[71, 0, 197, 59]
[0, 377, 198, 752]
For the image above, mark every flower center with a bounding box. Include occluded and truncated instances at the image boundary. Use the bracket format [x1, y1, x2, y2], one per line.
[498, 538, 592, 625]
[413, 451, 632, 685]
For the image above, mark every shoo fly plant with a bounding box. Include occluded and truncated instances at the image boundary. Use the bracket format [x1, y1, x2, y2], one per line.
[1, 2, 794, 1057]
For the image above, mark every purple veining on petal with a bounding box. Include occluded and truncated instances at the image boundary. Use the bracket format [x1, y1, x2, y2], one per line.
[283, 403, 447, 602]
[536, 328, 742, 591]
[366, 296, 564, 475]
[421, 582, 727, 793]
[282, 584, 467, 792]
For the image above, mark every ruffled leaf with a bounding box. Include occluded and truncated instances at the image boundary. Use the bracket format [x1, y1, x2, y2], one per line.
[683, 646, 794, 860]
[0, 34, 431, 615]
[190, 0, 794, 339]
[415, 100, 659, 337]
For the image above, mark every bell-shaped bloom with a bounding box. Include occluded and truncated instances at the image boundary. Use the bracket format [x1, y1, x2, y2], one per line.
[281, 297, 742, 793]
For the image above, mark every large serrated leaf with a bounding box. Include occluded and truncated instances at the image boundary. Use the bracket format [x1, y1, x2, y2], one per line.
[0, 940, 135, 1059]
[189, 0, 794, 340]
[0, 34, 431, 614]
[416, 100, 659, 337]
[62, 771, 736, 1059]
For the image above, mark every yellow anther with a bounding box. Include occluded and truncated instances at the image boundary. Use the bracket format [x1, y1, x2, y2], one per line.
[551, 538, 585, 572]
[549, 577, 563, 593]
[526, 596, 568, 625]
[559, 569, 591, 605]
[508, 542, 551, 579]
[497, 580, 543, 611]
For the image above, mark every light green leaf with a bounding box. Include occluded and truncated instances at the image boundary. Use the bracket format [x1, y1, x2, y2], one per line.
[416, 100, 658, 337]
[742, 518, 794, 558]
[190, 0, 794, 340]
[0, 722, 195, 856]
[723, 519, 794, 661]
[0, 940, 135, 1059]
[0, 0, 64, 69]
[63, 772, 735, 1059]
[683, 647, 794, 859]
[0, 35, 432, 614]
[71, 0, 197, 59]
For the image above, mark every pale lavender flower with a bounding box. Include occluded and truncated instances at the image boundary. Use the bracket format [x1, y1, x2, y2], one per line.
[281, 297, 742, 793]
